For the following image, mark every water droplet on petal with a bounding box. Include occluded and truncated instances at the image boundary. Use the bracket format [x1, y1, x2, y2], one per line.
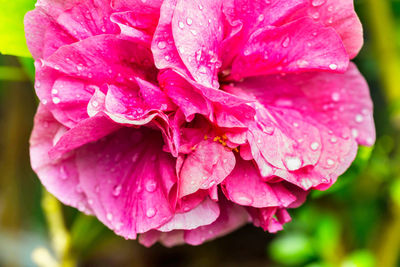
[186, 18, 193, 25]
[355, 114, 363, 123]
[301, 179, 313, 189]
[310, 142, 320, 151]
[113, 184, 122, 196]
[331, 92, 340, 101]
[233, 192, 254, 206]
[351, 129, 359, 138]
[106, 213, 113, 221]
[329, 63, 338, 70]
[311, 0, 326, 7]
[326, 158, 335, 166]
[145, 180, 157, 192]
[260, 164, 273, 177]
[52, 96, 61, 104]
[60, 166, 68, 180]
[178, 21, 184, 29]
[282, 37, 290, 48]
[146, 207, 157, 218]
[284, 156, 302, 171]
[157, 41, 166, 49]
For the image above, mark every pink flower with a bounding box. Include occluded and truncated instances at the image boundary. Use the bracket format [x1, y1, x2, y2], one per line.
[25, 0, 375, 246]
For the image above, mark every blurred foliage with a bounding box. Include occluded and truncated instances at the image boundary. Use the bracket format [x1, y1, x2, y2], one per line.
[1, 0, 400, 266]
[0, 0, 35, 57]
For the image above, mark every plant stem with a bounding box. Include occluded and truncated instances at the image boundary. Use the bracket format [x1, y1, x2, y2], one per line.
[41, 189, 76, 267]
[364, 0, 400, 266]
[0, 66, 29, 81]
[364, 0, 400, 127]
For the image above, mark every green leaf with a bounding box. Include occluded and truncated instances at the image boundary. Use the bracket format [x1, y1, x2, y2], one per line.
[0, 0, 36, 57]
[268, 233, 315, 266]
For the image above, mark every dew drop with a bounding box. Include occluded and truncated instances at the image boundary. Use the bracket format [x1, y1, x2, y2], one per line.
[260, 164, 273, 177]
[257, 14, 265, 22]
[301, 179, 313, 189]
[157, 41, 166, 49]
[297, 60, 309, 68]
[351, 129, 359, 138]
[52, 96, 61, 104]
[282, 37, 290, 48]
[233, 192, 254, 206]
[178, 21, 184, 29]
[310, 142, 320, 151]
[284, 156, 302, 171]
[355, 114, 363, 123]
[326, 158, 335, 166]
[186, 18, 193, 25]
[146, 207, 157, 218]
[311, 0, 326, 7]
[60, 166, 68, 180]
[329, 63, 338, 70]
[113, 184, 122, 196]
[145, 180, 157, 192]
[331, 92, 340, 101]
[106, 213, 113, 221]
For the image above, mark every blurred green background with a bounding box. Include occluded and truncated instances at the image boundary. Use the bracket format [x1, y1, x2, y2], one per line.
[1, 0, 400, 266]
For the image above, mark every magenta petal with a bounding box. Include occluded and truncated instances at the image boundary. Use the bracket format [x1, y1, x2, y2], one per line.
[30, 105, 92, 213]
[158, 197, 220, 232]
[179, 140, 235, 197]
[184, 200, 249, 245]
[231, 18, 349, 80]
[291, 0, 363, 58]
[171, 0, 224, 88]
[48, 113, 120, 159]
[223, 159, 297, 208]
[76, 128, 176, 239]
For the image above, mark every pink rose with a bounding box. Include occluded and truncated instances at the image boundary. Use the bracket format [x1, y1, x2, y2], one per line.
[25, 0, 375, 246]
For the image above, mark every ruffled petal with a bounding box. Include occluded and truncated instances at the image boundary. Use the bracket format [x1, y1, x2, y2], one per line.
[76, 128, 176, 239]
[231, 17, 349, 80]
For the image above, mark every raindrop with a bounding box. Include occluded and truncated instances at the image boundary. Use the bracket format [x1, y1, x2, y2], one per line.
[331, 92, 340, 101]
[312, 12, 320, 19]
[186, 18, 193, 25]
[60, 166, 68, 180]
[297, 60, 309, 68]
[311, 0, 326, 7]
[329, 63, 338, 70]
[106, 213, 113, 221]
[113, 184, 122, 196]
[282, 37, 290, 48]
[301, 179, 313, 189]
[284, 156, 302, 171]
[178, 21, 184, 29]
[146, 207, 157, 218]
[351, 129, 359, 138]
[326, 158, 335, 166]
[52, 96, 61, 104]
[233, 192, 254, 206]
[310, 142, 320, 151]
[145, 180, 157, 192]
[157, 41, 166, 49]
[260, 164, 273, 177]
[355, 114, 363, 123]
